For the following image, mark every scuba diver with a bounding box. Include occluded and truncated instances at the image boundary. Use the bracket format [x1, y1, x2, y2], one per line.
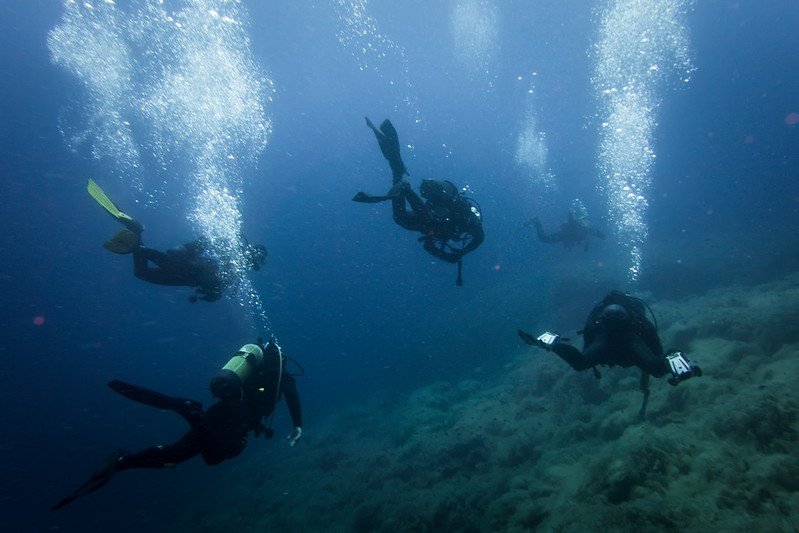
[518, 291, 702, 417]
[353, 117, 484, 286]
[87, 179, 267, 302]
[52, 341, 303, 511]
[525, 199, 605, 251]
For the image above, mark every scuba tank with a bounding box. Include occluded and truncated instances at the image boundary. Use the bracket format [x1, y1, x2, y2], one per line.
[210, 343, 264, 401]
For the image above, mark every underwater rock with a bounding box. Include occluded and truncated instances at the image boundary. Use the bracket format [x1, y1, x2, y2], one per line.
[712, 392, 797, 453]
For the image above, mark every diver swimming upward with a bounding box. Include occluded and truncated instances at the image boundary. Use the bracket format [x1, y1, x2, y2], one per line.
[353, 117, 484, 286]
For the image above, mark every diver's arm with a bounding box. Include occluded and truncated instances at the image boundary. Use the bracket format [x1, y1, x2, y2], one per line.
[280, 375, 303, 429]
[459, 222, 484, 256]
[422, 238, 462, 263]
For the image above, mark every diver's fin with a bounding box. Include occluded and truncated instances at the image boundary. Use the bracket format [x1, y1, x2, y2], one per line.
[379, 120, 409, 179]
[87, 179, 144, 234]
[365, 118, 409, 179]
[87, 179, 128, 220]
[51, 449, 125, 511]
[102, 229, 140, 255]
[352, 192, 389, 203]
[107, 380, 202, 415]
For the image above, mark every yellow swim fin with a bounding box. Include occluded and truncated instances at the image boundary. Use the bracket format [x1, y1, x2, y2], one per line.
[87, 179, 143, 233]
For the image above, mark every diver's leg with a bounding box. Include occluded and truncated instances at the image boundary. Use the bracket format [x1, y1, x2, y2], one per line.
[392, 186, 429, 231]
[51, 449, 128, 510]
[132, 247, 178, 284]
[118, 431, 202, 470]
[52, 389, 204, 511]
[197, 401, 249, 465]
[132, 247, 158, 281]
[579, 335, 615, 368]
[119, 217, 145, 235]
[199, 433, 247, 466]
[392, 195, 423, 231]
[403, 187, 426, 214]
[134, 247, 170, 269]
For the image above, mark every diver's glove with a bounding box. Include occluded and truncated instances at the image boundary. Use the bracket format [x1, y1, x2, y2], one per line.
[518, 330, 560, 352]
[665, 351, 702, 386]
[288, 426, 302, 447]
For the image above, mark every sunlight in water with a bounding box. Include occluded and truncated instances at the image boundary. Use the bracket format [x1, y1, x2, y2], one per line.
[592, 0, 694, 281]
[48, 0, 274, 333]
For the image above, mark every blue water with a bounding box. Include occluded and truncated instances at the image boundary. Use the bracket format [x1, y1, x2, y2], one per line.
[1, 1, 798, 531]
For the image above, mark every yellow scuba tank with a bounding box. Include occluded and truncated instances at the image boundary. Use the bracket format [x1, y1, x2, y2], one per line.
[210, 344, 264, 401]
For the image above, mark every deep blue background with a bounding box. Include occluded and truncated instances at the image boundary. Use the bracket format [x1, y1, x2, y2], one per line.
[1, 1, 798, 530]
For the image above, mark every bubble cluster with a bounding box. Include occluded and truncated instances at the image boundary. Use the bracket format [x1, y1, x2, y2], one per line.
[133, 1, 272, 173]
[333, 0, 419, 121]
[592, 0, 694, 281]
[515, 81, 556, 192]
[48, 0, 143, 187]
[49, 0, 274, 333]
[449, 0, 499, 75]
[335, 0, 388, 72]
[570, 198, 590, 226]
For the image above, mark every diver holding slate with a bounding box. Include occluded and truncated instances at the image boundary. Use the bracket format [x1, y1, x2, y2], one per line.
[353, 117, 484, 285]
[519, 291, 703, 419]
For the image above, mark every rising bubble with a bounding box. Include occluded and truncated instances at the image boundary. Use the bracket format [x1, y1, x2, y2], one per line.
[49, 0, 275, 335]
[592, 0, 694, 281]
[450, 0, 499, 77]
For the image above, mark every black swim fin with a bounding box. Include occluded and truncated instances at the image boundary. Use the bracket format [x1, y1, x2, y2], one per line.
[108, 380, 203, 417]
[352, 192, 389, 203]
[365, 117, 409, 180]
[52, 449, 126, 511]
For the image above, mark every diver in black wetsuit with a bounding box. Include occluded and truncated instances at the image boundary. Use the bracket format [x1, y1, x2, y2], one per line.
[52, 341, 303, 511]
[87, 178, 267, 302]
[518, 291, 702, 415]
[353, 117, 484, 285]
[526, 208, 605, 251]
[132, 237, 266, 302]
